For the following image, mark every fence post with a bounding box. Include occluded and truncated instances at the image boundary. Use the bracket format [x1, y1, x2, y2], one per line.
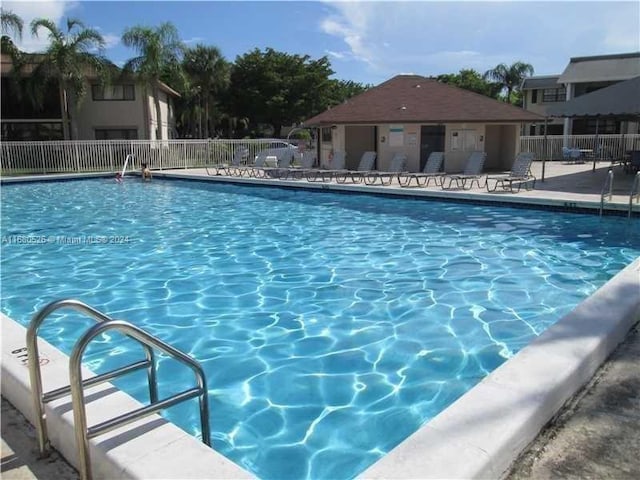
[40, 143, 47, 174]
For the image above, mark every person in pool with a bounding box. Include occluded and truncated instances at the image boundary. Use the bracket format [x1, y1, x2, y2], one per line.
[141, 162, 152, 181]
[115, 172, 123, 183]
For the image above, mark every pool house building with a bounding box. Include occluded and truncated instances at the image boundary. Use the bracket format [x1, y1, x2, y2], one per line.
[304, 74, 543, 173]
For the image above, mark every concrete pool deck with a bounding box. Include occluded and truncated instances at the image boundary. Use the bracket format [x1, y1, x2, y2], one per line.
[1, 160, 639, 479]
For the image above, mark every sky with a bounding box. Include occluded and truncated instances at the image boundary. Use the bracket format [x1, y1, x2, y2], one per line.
[3, 0, 640, 85]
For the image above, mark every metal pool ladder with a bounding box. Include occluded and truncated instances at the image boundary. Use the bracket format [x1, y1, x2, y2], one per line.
[629, 172, 640, 218]
[599, 168, 614, 216]
[27, 299, 211, 480]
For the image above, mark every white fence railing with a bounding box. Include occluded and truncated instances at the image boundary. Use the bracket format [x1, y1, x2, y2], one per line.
[0, 139, 299, 175]
[520, 134, 640, 161]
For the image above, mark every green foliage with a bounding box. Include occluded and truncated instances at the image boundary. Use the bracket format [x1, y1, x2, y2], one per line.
[1, 8, 23, 40]
[436, 69, 502, 98]
[30, 17, 111, 139]
[326, 79, 370, 107]
[228, 48, 335, 137]
[483, 61, 534, 104]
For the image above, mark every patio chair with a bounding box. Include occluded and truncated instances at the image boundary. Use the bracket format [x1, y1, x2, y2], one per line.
[207, 146, 248, 176]
[306, 151, 347, 182]
[248, 150, 271, 178]
[562, 147, 583, 164]
[334, 151, 377, 184]
[364, 153, 408, 185]
[281, 151, 317, 180]
[441, 151, 487, 190]
[260, 149, 294, 179]
[398, 152, 444, 187]
[486, 152, 536, 193]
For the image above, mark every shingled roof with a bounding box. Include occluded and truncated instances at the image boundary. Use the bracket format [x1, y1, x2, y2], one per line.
[305, 75, 543, 125]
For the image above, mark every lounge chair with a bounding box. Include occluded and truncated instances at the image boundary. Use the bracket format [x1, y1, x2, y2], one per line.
[306, 151, 347, 182]
[486, 152, 536, 193]
[207, 146, 248, 176]
[260, 149, 294, 179]
[441, 151, 487, 190]
[248, 151, 270, 178]
[335, 151, 377, 184]
[364, 153, 408, 185]
[398, 152, 444, 187]
[281, 151, 317, 180]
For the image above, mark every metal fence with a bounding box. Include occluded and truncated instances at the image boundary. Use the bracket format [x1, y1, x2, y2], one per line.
[519, 134, 640, 161]
[0, 139, 294, 175]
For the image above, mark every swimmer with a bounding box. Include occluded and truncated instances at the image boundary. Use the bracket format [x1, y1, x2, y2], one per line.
[141, 162, 152, 181]
[115, 172, 123, 183]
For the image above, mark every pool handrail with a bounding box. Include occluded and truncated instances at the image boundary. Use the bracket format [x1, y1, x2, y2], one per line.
[26, 299, 210, 480]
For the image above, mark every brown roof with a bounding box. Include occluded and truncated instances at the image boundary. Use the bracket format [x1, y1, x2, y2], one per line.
[305, 75, 543, 125]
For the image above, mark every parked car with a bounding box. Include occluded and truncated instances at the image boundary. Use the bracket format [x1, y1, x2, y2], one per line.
[262, 141, 302, 163]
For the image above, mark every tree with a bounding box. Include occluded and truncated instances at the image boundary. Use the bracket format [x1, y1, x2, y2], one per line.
[30, 17, 110, 140]
[122, 22, 184, 140]
[483, 61, 534, 104]
[436, 69, 502, 99]
[229, 48, 334, 137]
[326, 79, 370, 108]
[182, 44, 230, 138]
[1, 8, 23, 39]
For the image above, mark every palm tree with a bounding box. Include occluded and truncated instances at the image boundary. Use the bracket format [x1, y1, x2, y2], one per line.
[483, 61, 534, 104]
[31, 17, 110, 139]
[122, 22, 184, 140]
[183, 44, 230, 138]
[1, 8, 23, 39]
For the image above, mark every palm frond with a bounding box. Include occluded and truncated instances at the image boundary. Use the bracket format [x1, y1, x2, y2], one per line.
[1, 8, 23, 39]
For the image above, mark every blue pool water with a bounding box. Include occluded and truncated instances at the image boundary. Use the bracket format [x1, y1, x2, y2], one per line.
[1, 178, 639, 479]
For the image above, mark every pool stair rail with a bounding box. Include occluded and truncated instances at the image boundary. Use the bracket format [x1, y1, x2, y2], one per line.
[27, 299, 211, 480]
[599, 168, 614, 216]
[121, 154, 134, 177]
[629, 172, 640, 218]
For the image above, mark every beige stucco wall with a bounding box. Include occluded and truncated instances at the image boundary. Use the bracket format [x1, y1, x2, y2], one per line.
[75, 83, 147, 140]
[147, 89, 176, 139]
[327, 122, 523, 173]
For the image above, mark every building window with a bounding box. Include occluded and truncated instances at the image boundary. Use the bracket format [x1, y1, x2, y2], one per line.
[531, 89, 537, 104]
[92, 84, 135, 101]
[542, 87, 566, 103]
[95, 128, 138, 140]
[321, 127, 332, 143]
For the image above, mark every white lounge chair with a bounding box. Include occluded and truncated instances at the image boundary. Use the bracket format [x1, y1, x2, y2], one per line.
[364, 153, 407, 185]
[306, 151, 347, 182]
[335, 151, 377, 184]
[281, 151, 317, 180]
[398, 152, 444, 187]
[486, 152, 536, 193]
[441, 151, 487, 190]
[207, 146, 248, 176]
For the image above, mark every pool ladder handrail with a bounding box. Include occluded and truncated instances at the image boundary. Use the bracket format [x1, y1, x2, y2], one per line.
[629, 172, 640, 218]
[27, 299, 211, 480]
[599, 168, 614, 216]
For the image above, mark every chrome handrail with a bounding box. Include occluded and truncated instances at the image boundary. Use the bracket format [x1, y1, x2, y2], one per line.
[599, 169, 614, 216]
[629, 172, 640, 218]
[70, 320, 210, 480]
[26, 299, 158, 456]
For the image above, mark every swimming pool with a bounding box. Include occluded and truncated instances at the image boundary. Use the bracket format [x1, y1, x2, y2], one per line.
[2, 178, 638, 479]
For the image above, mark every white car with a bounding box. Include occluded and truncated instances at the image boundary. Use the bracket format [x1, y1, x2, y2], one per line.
[262, 141, 302, 163]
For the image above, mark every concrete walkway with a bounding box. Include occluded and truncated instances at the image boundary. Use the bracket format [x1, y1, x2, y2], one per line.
[507, 323, 640, 479]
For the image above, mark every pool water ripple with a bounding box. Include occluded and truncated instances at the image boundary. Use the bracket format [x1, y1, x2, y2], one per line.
[1, 179, 639, 480]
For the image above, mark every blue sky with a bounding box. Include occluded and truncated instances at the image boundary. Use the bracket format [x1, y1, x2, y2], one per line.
[4, 1, 640, 85]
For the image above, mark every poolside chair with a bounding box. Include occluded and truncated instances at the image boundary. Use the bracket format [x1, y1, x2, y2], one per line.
[562, 147, 583, 164]
[257, 149, 294, 179]
[334, 151, 377, 184]
[207, 146, 248, 176]
[486, 152, 536, 193]
[364, 153, 408, 186]
[281, 151, 317, 180]
[306, 151, 347, 182]
[441, 151, 487, 190]
[398, 152, 444, 187]
[248, 151, 271, 178]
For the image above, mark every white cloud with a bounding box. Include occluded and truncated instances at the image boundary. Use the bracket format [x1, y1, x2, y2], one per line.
[2, 0, 79, 52]
[325, 49, 346, 60]
[184, 36, 205, 45]
[319, 1, 640, 82]
[101, 33, 120, 49]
